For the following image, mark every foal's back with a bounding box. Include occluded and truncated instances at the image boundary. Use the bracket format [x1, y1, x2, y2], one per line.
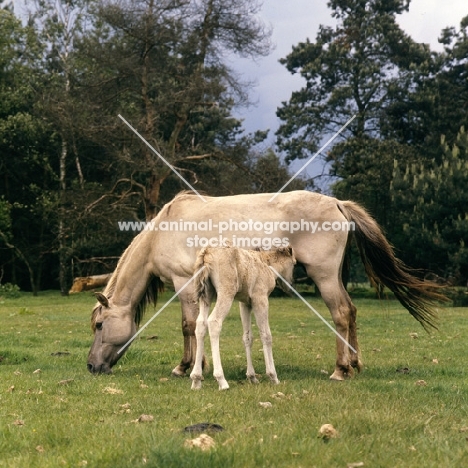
[200, 247, 276, 303]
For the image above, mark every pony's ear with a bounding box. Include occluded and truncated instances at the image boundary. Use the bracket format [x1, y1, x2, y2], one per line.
[95, 292, 109, 308]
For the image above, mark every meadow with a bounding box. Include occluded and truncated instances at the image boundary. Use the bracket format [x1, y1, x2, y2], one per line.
[1, 290, 467, 467]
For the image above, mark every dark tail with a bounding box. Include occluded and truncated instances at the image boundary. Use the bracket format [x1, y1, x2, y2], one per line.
[339, 200, 448, 331]
[193, 248, 212, 306]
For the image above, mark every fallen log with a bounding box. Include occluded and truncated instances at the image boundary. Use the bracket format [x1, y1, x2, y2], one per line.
[69, 274, 112, 293]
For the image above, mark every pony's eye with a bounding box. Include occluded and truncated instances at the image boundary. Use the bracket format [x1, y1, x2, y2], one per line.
[96, 322, 103, 331]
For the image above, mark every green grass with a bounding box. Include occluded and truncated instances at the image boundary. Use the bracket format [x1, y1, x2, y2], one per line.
[1, 291, 468, 467]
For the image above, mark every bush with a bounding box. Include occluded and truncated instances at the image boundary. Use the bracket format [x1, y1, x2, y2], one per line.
[0, 283, 21, 299]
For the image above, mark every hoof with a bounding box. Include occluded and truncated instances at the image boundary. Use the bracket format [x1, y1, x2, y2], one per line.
[351, 360, 364, 373]
[171, 369, 186, 378]
[217, 379, 229, 390]
[329, 372, 345, 381]
[191, 380, 202, 390]
[267, 373, 280, 385]
[329, 368, 352, 381]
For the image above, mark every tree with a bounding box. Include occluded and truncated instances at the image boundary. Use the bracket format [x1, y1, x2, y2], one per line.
[381, 15, 468, 165]
[0, 7, 57, 294]
[436, 16, 468, 143]
[332, 138, 419, 225]
[26, 0, 94, 294]
[275, 0, 431, 225]
[390, 127, 468, 283]
[2, 0, 305, 292]
[77, 0, 272, 220]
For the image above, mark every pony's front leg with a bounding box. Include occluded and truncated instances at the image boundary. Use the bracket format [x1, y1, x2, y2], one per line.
[190, 300, 210, 390]
[253, 298, 279, 385]
[171, 280, 201, 377]
[239, 302, 259, 384]
[208, 296, 232, 390]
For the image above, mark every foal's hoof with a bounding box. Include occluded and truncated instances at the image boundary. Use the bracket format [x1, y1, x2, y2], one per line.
[217, 379, 230, 391]
[191, 380, 202, 390]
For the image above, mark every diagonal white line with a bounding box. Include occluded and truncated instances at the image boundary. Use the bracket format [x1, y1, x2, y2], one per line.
[269, 114, 357, 202]
[118, 114, 207, 203]
[269, 266, 357, 353]
[117, 267, 206, 354]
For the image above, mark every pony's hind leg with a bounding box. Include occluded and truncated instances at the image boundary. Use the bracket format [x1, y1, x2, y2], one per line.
[315, 276, 360, 381]
[239, 302, 259, 384]
[348, 297, 362, 373]
[252, 297, 279, 385]
[190, 297, 211, 390]
[207, 295, 233, 390]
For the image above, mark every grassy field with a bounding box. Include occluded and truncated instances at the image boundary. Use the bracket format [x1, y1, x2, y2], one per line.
[1, 290, 467, 467]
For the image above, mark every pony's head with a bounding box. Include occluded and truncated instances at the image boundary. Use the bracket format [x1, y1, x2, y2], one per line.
[87, 272, 161, 374]
[87, 292, 136, 374]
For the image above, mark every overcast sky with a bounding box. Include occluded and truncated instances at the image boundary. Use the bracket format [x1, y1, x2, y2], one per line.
[234, 0, 468, 142]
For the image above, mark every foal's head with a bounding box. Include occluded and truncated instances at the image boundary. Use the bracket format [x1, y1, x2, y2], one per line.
[264, 245, 296, 287]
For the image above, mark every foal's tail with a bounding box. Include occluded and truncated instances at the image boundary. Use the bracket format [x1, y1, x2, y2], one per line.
[338, 200, 448, 331]
[193, 247, 213, 306]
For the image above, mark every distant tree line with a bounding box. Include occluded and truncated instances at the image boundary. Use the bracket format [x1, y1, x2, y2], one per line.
[276, 0, 468, 285]
[0, 0, 303, 294]
[0, 0, 467, 293]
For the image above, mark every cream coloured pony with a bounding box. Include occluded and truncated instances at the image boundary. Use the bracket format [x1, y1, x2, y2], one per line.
[88, 191, 445, 380]
[190, 245, 296, 390]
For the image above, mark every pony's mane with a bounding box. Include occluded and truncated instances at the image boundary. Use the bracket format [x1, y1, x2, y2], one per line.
[91, 234, 163, 330]
[173, 189, 209, 200]
[163, 190, 209, 217]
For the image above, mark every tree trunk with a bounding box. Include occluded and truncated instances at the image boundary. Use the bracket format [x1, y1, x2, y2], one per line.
[59, 137, 68, 296]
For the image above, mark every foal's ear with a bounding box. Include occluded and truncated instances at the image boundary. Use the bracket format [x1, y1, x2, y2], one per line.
[285, 245, 295, 261]
[95, 292, 109, 308]
[280, 245, 293, 255]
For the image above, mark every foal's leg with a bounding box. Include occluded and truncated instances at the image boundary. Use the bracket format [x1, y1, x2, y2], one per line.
[239, 302, 259, 384]
[252, 297, 279, 385]
[190, 296, 211, 390]
[207, 295, 233, 390]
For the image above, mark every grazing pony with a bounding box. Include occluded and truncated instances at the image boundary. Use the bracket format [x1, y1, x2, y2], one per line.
[190, 245, 296, 390]
[88, 191, 446, 379]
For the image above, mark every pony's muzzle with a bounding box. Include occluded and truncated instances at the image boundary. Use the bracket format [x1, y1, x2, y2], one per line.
[87, 362, 112, 374]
